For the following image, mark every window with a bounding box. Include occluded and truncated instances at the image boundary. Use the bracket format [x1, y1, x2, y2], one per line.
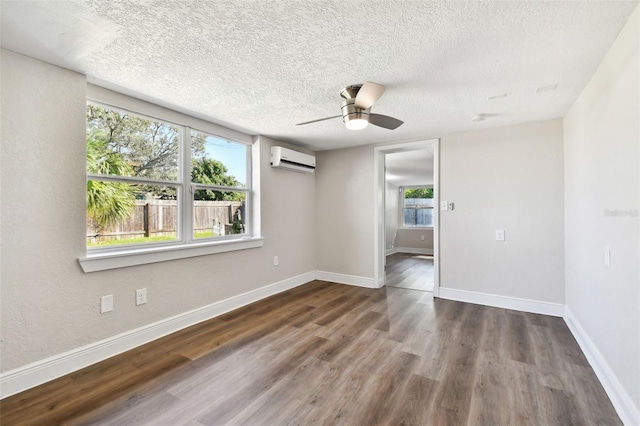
[402, 187, 434, 227]
[86, 103, 252, 252]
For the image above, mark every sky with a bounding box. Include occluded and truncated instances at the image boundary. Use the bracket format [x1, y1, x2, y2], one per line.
[203, 135, 247, 186]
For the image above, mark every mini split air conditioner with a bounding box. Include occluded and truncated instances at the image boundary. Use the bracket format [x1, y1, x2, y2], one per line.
[270, 146, 316, 173]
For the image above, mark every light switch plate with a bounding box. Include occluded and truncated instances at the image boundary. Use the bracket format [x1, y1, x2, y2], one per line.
[440, 201, 448, 211]
[496, 230, 505, 241]
[604, 246, 611, 266]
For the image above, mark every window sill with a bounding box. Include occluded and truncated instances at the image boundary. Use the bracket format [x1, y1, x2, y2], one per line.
[399, 226, 434, 230]
[78, 237, 264, 273]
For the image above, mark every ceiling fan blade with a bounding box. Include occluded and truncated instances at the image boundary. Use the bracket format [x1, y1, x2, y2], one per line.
[369, 113, 404, 130]
[354, 81, 386, 109]
[296, 115, 341, 126]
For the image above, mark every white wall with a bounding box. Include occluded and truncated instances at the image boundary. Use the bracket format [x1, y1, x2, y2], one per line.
[396, 229, 434, 251]
[316, 145, 374, 280]
[385, 181, 399, 251]
[564, 4, 639, 418]
[0, 50, 316, 372]
[439, 119, 565, 304]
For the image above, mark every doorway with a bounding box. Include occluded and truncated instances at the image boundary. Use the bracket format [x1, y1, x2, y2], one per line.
[373, 140, 439, 296]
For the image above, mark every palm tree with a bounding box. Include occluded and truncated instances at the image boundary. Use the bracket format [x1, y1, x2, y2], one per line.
[86, 138, 136, 231]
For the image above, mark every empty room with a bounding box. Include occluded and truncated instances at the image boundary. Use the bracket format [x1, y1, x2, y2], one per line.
[1, 1, 638, 425]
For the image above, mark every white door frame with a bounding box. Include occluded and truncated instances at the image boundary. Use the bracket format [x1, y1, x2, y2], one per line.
[373, 139, 440, 296]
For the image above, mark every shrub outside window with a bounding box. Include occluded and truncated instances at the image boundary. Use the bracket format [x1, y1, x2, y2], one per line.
[402, 187, 434, 227]
[86, 103, 250, 250]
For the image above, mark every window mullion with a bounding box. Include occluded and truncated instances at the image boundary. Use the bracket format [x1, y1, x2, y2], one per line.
[182, 127, 193, 244]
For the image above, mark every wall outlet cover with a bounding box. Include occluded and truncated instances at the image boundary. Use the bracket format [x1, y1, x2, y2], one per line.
[136, 288, 147, 306]
[101, 295, 113, 313]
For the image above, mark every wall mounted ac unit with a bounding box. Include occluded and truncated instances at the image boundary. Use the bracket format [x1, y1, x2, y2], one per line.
[270, 146, 316, 173]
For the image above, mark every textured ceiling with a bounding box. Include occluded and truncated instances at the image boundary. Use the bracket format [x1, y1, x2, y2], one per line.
[1, 1, 637, 151]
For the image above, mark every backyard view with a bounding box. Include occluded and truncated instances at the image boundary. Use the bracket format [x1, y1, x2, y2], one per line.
[403, 187, 434, 227]
[86, 105, 248, 247]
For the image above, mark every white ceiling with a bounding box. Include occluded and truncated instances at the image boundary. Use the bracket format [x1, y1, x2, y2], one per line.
[1, 1, 637, 151]
[386, 150, 434, 187]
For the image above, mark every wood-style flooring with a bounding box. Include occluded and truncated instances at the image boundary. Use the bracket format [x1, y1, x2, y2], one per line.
[0, 281, 620, 425]
[386, 252, 434, 292]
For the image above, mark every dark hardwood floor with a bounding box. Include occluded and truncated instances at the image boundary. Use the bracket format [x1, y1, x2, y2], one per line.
[386, 252, 434, 292]
[0, 281, 620, 425]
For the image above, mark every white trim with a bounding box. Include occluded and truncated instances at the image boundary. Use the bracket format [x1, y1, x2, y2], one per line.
[395, 247, 434, 255]
[315, 271, 378, 289]
[373, 139, 440, 296]
[564, 307, 640, 426]
[432, 140, 440, 298]
[0, 271, 315, 399]
[79, 238, 264, 272]
[438, 287, 564, 317]
[385, 248, 399, 256]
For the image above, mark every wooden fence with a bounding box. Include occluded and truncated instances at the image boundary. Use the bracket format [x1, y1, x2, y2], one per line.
[87, 200, 244, 243]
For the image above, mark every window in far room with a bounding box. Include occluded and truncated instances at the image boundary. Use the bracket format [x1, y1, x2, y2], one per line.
[402, 186, 434, 227]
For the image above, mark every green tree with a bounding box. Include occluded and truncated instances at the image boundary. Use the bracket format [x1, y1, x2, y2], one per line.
[86, 105, 206, 181]
[405, 187, 434, 198]
[86, 139, 136, 230]
[191, 157, 245, 201]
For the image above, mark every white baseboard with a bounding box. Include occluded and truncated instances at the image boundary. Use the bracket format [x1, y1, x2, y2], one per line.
[0, 271, 316, 399]
[438, 287, 564, 317]
[564, 307, 640, 426]
[385, 248, 398, 256]
[396, 247, 434, 255]
[315, 271, 377, 288]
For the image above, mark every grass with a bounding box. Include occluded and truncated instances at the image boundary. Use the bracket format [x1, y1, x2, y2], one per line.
[88, 231, 219, 247]
[194, 230, 216, 239]
[88, 235, 176, 247]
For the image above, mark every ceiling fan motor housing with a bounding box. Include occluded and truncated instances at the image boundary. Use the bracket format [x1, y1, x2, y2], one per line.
[341, 98, 370, 125]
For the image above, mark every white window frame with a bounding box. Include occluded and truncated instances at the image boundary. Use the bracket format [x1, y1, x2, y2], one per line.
[79, 92, 263, 273]
[400, 185, 434, 229]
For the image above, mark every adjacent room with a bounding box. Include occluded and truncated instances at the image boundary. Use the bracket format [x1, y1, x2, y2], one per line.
[385, 148, 436, 292]
[1, 1, 638, 425]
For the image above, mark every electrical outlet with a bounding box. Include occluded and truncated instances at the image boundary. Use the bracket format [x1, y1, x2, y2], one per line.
[273, 256, 279, 266]
[101, 295, 113, 313]
[136, 288, 147, 306]
[496, 230, 505, 241]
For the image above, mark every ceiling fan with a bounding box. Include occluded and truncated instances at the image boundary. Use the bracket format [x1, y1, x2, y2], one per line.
[296, 81, 404, 131]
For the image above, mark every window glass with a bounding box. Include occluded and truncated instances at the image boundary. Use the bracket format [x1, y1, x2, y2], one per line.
[87, 105, 179, 180]
[193, 190, 247, 239]
[403, 187, 434, 227]
[87, 183, 178, 247]
[190, 129, 248, 240]
[191, 132, 247, 188]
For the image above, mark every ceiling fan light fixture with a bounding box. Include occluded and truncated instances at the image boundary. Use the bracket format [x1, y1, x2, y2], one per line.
[341, 98, 370, 130]
[344, 116, 369, 130]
